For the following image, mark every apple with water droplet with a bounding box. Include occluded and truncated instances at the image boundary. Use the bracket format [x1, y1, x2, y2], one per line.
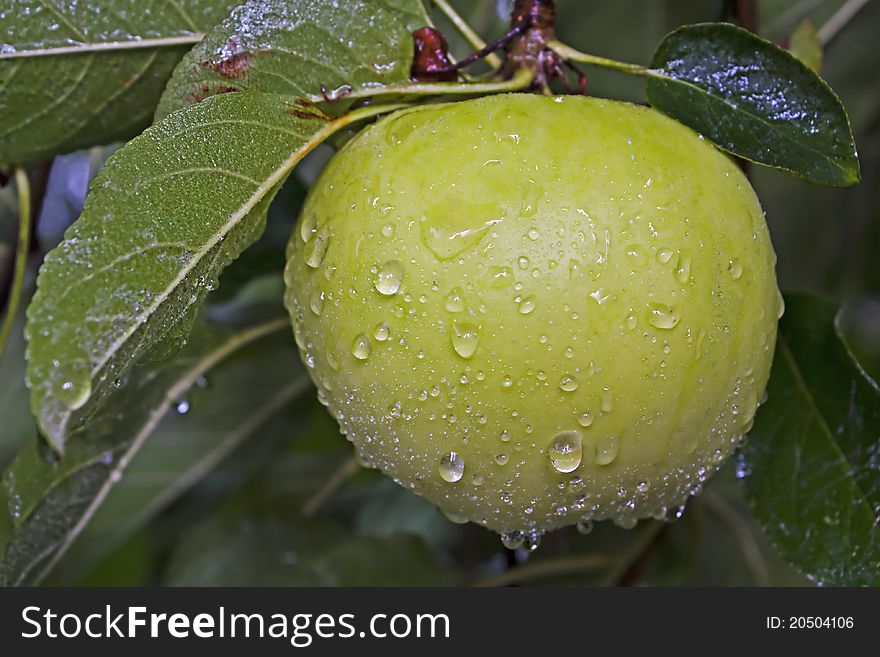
[284, 93, 781, 541]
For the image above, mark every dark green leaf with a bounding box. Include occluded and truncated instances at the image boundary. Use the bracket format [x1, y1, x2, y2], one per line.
[0, 0, 240, 164]
[53, 329, 311, 581]
[741, 294, 880, 586]
[638, 467, 810, 586]
[0, 288, 34, 472]
[156, 0, 430, 119]
[0, 312, 292, 586]
[163, 511, 454, 586]
[24, 91, 401, 453]
[646, 22, 859, 186]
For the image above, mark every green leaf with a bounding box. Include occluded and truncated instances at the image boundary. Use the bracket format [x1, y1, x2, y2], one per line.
[0, 0, 240, 164]
[646, 22, 859, 186]
[54, 331, 312, 581]
[0, 288, 35, 472]
[162, 509, 454, 586]
[24, 91, 403, 453]
[155, 0, 430, 119]
[741, 294, 880, 586]
[638, 467, 810, 586]
[789, 18, 822, 74]
[0, 312, 293, 586]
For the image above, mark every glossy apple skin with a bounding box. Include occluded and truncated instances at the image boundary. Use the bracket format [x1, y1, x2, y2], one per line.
[284, 93, 781, 535]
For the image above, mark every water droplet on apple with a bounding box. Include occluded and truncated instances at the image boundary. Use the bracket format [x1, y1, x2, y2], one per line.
[438, 451, 464, 482]
[549, 431, 583, 473]
[487, 265, 514, 288]
[518, 295, 536, 314]
[445, 287, 466, 312]
[647, 303, 680, 329]
[304, 229, 330, 268]
[727, 258, 743, 279]
[593, 435, 619, 465]
[451, 320, 480, 359]
[559, 374, 579, 392]
[351, 334, 371, 360]
[656, 247, 675, 264]
[374, 260, 404, 295]
[373, 322, 390, 341]
[576, 517, 594, 534]
[309, 290, 324, 315]
[501, 530, 524, 549]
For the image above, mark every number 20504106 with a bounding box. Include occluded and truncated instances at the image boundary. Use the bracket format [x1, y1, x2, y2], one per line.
[766, 617, 854, 629]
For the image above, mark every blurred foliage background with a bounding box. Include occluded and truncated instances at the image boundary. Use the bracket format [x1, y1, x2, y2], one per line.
[1, 0, 877, 586]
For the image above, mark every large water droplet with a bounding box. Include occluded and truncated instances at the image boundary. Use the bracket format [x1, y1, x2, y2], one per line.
[501, 530, 524, 549]
[299, 212, 317, 243]
[647, 303, 680, 329]
[614, 516, 638, 529]
[656, 247, 675, 265]
[451, 320, 480, 359]
[523, 532, 541, 551]
[420, 207, 502, 260]
[309, 290, 325, 316]
[674, 256, 691, 284]
[625, 244, 647, 268]
[282, 257, 297, 287]
[351, 334, 371, 360]
[304, 229, 330, 268]
[576, 517, 594, 534]
[518, 295, 536, 314]
[374, 260, 404, 295]
[593, 435, 619, 465]
[438, 452, 465, 482]
[54, 361, 91, 410]
[727, 258, 743, 279]
[549, 431, 583, 473]
[559, 374, 579, 392]
[487, 265, 514, 288]
[373, 322, 390, 341]
[445, 287, 466, 312]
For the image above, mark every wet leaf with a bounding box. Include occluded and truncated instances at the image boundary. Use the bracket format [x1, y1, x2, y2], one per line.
[0, 312, 293, 586]
[54, 334, 314, 584]
[741, 294, 880, 586]
[24, 91, 403, 453]
[0, 0, 239, 163]
[646, 22, 859, 186]
[156, 0, 430, 119]
[638, 468, 810, 586]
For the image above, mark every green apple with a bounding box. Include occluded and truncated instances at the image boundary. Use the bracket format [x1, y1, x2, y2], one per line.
[283, 93, 781, 541]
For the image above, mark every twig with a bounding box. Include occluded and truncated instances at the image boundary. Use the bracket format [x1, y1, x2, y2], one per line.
[0, 168, 32, 358]
[30, 317, 290, 585]
[431, 0, 503, 70]
[703, 489, 770, 585]
[547, 41, 661, 78]
[309, 66, 534, 105]
[817, 0, 869, 45]
[301, 456, 361, 518]
[473, 552, 613, 587]
[598, 520, 666, 586]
